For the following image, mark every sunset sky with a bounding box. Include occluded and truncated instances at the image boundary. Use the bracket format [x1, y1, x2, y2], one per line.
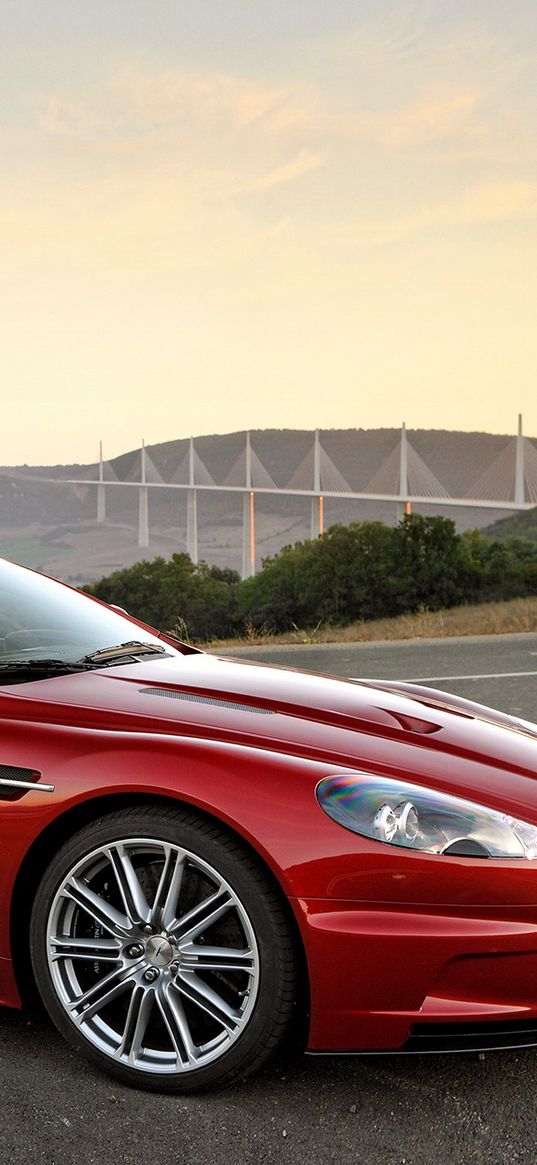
[3, 1, 537, 464]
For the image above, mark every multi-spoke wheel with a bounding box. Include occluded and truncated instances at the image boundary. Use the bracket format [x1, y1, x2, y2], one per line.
[30, 807, 297, 1091]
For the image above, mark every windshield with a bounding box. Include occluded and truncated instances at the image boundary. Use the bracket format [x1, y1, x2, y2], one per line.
[0, 559, 177, 666]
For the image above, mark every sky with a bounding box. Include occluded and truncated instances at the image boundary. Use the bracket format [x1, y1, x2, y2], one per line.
[2, 0, 537, 464]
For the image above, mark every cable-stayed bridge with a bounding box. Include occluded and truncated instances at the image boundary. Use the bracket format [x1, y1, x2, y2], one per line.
[56, 417, 537, 578]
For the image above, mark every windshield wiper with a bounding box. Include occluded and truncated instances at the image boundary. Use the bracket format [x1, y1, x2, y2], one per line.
[0, 659, 97, 673]
[0, 642, 169, 677]
[78, 641, 169, 664]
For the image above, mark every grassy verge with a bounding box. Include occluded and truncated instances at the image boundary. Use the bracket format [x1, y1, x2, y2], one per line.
[201, 596, 537, 650]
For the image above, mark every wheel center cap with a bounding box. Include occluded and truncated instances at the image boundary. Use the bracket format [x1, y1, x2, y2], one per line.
[145, 936, 174, 968]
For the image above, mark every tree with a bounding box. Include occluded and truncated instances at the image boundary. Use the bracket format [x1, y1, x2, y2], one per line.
[85, 555, 240, 641]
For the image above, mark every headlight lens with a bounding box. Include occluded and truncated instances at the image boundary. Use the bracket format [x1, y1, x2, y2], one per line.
[317, 773, 537, 859]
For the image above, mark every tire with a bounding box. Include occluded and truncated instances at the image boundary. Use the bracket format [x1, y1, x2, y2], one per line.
[30, 806, 297, 1092]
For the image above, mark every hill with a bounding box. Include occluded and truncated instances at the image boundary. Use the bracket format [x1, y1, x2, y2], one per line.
[482, 506, 537, 543]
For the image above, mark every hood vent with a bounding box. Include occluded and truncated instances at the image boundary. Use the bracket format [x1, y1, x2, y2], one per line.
[384, 711, 441, 735]
[139, 688, 275, 715]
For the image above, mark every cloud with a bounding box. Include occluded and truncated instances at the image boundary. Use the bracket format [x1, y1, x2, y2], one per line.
[30, 62, 324, 219]
[36, 96, 99, 136]
[112, 65, 318, 136]
[379, 88, 481, 145]
[315, 6, 526, 91]
[220, 149, 323, 198]
[447, 181, 537, 225]
[11, 40, 537, 294]
[305, 6, 534, 166]
[335, 181, 537, 249]
[36, 64, 318, 143]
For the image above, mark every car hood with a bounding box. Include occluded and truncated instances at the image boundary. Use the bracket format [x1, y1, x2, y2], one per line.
[7, 649, 537, 784]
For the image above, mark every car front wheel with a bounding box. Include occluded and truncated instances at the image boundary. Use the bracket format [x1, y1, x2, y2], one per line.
[30, 806, 297, 1092]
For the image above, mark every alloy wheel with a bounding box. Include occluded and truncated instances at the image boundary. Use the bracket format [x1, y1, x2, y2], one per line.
[45, 836, 260, 1076]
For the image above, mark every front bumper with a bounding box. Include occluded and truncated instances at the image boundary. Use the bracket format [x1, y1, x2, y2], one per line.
[294, 897, 537, 1052]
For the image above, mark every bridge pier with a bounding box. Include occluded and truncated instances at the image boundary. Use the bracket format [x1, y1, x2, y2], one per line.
[310, 495, 325, 538]
[186, 438, 199, 563]
[242, 491, 256, 579]
[241, 433, 256, 578]
[515, 413, 525, 505]
[97, 441, 106, 522]
[138, 441, 149, 548]
[187, 489, 198, 564]
[138, 487, 149, 547]
[97, 485, 106, 523]
[397, 422, 409, 521]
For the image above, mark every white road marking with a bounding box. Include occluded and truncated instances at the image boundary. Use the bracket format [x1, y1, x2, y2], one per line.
[351, 671, 537, 685]
[391, 675, 535, 680]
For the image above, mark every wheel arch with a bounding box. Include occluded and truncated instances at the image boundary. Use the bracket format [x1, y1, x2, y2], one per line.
[10, 790, 310, 1042]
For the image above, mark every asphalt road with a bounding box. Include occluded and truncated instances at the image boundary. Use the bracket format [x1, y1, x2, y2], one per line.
[2, 633, 537, 1165]
[220, 630, 537, 721]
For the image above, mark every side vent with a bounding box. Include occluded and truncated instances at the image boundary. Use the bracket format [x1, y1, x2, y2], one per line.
[139, 688, 275, 715]
[0, 765, 54, 799]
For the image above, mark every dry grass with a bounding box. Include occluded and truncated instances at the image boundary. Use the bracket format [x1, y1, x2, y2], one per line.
[202, 596, 537, 650]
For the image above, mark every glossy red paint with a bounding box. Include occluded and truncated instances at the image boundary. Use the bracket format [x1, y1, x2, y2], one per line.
[1, 566, 537, 1057]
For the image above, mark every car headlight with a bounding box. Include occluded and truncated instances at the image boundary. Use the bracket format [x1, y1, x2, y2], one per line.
[316, 773, 537, 859]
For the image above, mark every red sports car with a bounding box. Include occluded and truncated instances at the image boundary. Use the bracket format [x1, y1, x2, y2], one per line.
[1, 557, 537, 1092]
